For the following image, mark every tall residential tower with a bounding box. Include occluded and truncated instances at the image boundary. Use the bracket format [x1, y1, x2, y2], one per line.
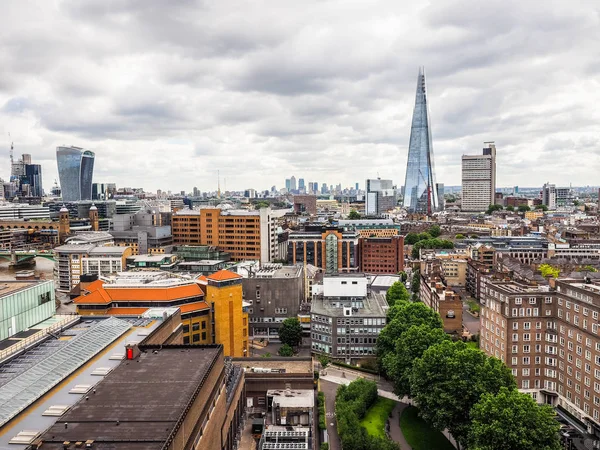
[56, 146, 95, 201]
[403, 67, 439, 214]
[461, 142, 497, 212]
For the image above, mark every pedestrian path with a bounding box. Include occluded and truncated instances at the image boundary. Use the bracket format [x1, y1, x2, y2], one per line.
[389, 402, 412, 450]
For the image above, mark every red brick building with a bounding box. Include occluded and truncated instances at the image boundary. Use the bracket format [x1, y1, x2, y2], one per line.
[360, 235, 404, 274]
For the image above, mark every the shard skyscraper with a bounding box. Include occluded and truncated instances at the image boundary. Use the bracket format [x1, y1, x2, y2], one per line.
[403, 67, 439, 214]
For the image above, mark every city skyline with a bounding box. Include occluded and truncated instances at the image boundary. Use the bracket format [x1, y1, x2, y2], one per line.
[0, 1, 599, 193]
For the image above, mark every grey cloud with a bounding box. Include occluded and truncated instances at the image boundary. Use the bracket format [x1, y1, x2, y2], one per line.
[0, 0, 598, 192]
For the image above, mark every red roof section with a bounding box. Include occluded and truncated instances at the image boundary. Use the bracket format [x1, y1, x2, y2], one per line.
[74, 282, 204, 305]
[207, 269, 242, 281]
[178, 301, 210, 314]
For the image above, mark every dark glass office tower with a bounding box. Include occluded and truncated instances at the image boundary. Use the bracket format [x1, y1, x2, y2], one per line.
[402, 67, 439, 214]
[56, 146, 95, 201]
[24, 164, 43, 197]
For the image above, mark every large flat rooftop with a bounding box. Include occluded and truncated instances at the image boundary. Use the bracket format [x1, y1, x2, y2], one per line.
[0, 318, 163, 449]
[38, 345, 222, 449]
[0, 280, 51, 297]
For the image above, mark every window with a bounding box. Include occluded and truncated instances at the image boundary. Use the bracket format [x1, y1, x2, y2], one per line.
[202, 332, 207, 340]
[193, 334, 200, 343]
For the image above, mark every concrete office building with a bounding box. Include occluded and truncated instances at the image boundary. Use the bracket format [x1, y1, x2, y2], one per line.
[365, 178, 396, 216]
[542, 182, 557, 210]
[0, 280, 55, 340]
[111, 208, 173, 255]
[237, 263, 305, 339]
[0, 204, 50, 220]
[53, 231, 123, 291]
[337, 218, 402, 238]
[461, 142, 497, 212]
[56, 146, 95, 201]
[310, 274, 388, 363]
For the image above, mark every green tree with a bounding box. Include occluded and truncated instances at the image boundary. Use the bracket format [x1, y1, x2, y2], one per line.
[386, 281, 410, 307]
[411, 238, 455, 259]
[377, 301, 443, 360]
[348, 209, 361, 220]
[428, 225, 441, 238]
[517, 205, 531, 212]
[382, 325, 449, 398]
[468, 387, 561, 450]
[398, 271, 408, 282]
[535, 204, 548, 211]
[506, 205, 515, 211]
[486, 204, 503, 214]
[262, 352, 272, 358]
[254, 200, 271, 209]
[318, 355, 330, 370]
[411, 270, 420, 294]
[278, 317, 303, 347]
[540, 263, 560, 278]
[410, 341, 516, 448]
[573, 199, 580, 206]
[455, 234, 465, 239]
[278, 344, 294, 356]
[417, 232, 432, 241]
[405, 232, 420, 245]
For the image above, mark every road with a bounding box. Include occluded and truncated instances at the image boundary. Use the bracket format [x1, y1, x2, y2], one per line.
[320, 379, 342, 450]
[462, 301, 480, 335]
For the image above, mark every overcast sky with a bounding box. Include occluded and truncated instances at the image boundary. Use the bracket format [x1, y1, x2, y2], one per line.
[1, 0, 599, 194]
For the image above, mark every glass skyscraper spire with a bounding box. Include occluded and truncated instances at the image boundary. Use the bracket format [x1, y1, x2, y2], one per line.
[403, 67, 439, 214]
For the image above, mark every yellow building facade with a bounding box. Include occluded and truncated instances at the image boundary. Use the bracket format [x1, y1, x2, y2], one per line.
[205, 270, 249, 358]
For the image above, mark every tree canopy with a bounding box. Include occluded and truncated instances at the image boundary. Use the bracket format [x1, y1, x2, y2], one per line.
[411, 238, 454, 259]
[382, 325, 449, 398]
[278, 344, 294, 356]
[428, 225, 441, 237]
[486, 204, 503, 214]
[539, 263, 560, 278]
[348, 209, 361, 220]
[517, 205, 531, 212]
[468, 387, 561, 450]
[386, 281, 410, 307]
[278, 317, 303, 347]
[410, 340, 516, 447]
[377, 301, 443, 360]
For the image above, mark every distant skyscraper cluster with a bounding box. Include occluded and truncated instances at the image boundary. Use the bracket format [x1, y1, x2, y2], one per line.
[403, 68, 440, 214]
[0, 143, 44, 200]
[56, 146, 95, 201]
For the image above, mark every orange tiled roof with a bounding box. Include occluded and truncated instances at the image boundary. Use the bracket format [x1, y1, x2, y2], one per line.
[178, 301, 210, 314]
[207, 269, 242, 282]
[74, 289, 112, 305]
[83, 279, 105, 293]
[75, 282, 204, 305]
[104, 284, 204, 301]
